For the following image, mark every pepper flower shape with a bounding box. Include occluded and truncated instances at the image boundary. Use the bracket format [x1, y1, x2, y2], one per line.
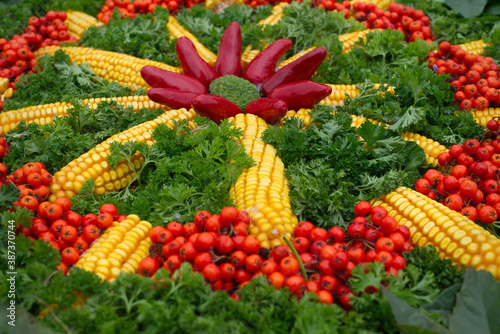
[141, 22, 332, 125]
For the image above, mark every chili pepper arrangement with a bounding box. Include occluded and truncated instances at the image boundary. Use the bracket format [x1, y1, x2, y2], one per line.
[144, 22, 332, 124]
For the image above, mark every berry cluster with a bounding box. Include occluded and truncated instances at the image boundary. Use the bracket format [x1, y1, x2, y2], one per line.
[416, 137, 500, 226]
[0, 10, 76, 110]
[139, 203, 413, 308]
[316, 1, 434, 43]
[427, 41, 500, 111]
[138, 207, 263, 293]
[2, 161, 126, 273]
[280, 200, 412, 309]
[97, 0, 186, 24]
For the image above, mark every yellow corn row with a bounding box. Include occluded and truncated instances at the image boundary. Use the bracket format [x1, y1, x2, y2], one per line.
[0, 77, 8, 94]
[372, 187, 500, 279]
[276, 47, 317, 70]
[320, 84, 360, 105]
[229, 113, 298, 249]
[48, 108, 196, 201]
[282, 108, 314, 126]
[64, 10, 103, 40]
[75, 214, 153, 282]
[204, 0, 244, 10]
[258, 2, 289, 27]
[167, 16, 217, 67]
[339, 29, 376, 53]
[351, 115, 447, 166]
[0, 95, 167, 136]
[1, 88, 12, 103]
[400, 132, 448, 166]
[34, 46, 182, 91]
[353, 0, 393, 10]
[470, 108, 500, 128]
[458, 39, 490, 55]
[241, 45, 260, 69]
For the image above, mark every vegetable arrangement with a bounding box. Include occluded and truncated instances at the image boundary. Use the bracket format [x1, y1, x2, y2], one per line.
[1, 0, 500, 333]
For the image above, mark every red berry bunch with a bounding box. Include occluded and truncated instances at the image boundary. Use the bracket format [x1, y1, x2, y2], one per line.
[281, 201, 412, 309]
[97, 0, 185, 24]
[139, 207, 262, 292]
[245, 0, 284, 9]
[0, 162, 126, 274]
[317, 1, 434, 43]
[427, 41, 500, 111]
[416, 137, 500, 226]
[0, 10, 76, 106]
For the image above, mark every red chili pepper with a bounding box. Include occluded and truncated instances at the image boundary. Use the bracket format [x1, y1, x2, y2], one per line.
[215, 22, 242, 77]
[176, 37, 217, 87]
[141, 66, 207, 94]
[147, 88, 199, 109]
[243, 39, 293, 86]
[267, 80, 332, 110]
[261, 47, 327, 96]
[191, 94, 241, 124]
[244, 98, 287, 125]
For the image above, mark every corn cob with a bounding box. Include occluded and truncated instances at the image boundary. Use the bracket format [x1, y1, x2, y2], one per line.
[339, 29, 376, 53]
[320, 84, 360, 105]
[34, 46, 182, 91]
[470, 108, 500, 128]
[0, 78, 8, 94]
[48, 108, 196, 201]
[241, 45, 260, 69]
[204, 0, 244, 10]
[75, 214, 153, 282]
[167, 16, 217, 67]
[458, 39, 490, 55]
[372, 187, 500, 279]
[64, 10, 103, 40]
[229, 113, 298, 249]
[258, 3, 289, 27]
[350, 115, 448, 166]
[352, 0, 393, 10]
[400, 132, 448, 166]
[282, 108, 313, 126]
[1, 87, 13, 102]
[0, 95, 167, 136]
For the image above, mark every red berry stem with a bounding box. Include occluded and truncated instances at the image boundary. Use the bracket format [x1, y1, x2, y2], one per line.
[283, 236, 308, 283]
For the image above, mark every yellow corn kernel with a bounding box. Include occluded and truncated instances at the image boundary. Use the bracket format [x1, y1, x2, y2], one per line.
[0, 95, 168, 136]
[167, 16, 217, 67]
[339, 29, 379, 53]
[241, 45, 260, 69]
[258, 3, 289, 27]
[34, 46, 182, 91]
[75, 215, 153, 280]
[458, 40, 490, 55]
[372, 186, 500, 279]
[49, 108, 196, 201]
[470, 108, 500, 128]
[64, 10, 104, 40]
[229, 114, 298, 248]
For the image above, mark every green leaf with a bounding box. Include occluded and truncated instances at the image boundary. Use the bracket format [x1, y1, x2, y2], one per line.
[389, 106, 427, 133]
[448, 268, 500, 334]
[382, 286, 450, 334]
[445, 0, 488, 18]
[0, 184, 20, 208]
[484, 2, 500, 14]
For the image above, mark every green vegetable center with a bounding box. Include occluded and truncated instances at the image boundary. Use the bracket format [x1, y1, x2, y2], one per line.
[209, 75, 260, 111]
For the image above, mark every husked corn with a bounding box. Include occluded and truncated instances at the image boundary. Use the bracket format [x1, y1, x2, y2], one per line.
[229, 113, 298, 249]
